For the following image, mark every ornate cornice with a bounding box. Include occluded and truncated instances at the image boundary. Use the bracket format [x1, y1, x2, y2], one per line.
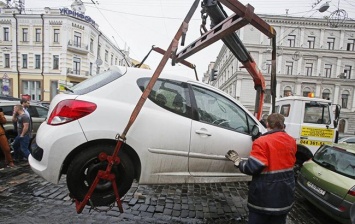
[72, 22, 84, 30]
[49, 20, 63, 25]
[260, 15, 355, 28]
[0, 19, 12, 24]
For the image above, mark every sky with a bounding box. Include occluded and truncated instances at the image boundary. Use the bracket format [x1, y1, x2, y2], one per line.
[22, 0, 355, 80]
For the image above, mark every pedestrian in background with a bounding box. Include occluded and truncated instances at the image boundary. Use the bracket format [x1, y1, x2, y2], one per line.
[12, 105, 31, 161]
[226, 113, 297, 224]
[0, 107, 14, 168]
[20, 98, 32, 136]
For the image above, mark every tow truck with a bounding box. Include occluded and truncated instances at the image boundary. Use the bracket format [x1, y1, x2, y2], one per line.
[69, 0, 339, 212]
[274, 95, 340, 163]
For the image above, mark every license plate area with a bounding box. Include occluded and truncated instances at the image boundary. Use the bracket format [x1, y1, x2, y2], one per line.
[307, 181, 326, 196]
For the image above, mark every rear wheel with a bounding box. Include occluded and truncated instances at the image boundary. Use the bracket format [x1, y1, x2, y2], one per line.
[66, 144, 134, 206]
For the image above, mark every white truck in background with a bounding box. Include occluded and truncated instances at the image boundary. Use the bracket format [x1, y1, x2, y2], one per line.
[273, 96, 341, 166]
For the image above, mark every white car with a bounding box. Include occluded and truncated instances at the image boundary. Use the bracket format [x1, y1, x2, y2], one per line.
[29, 66, 266, 206]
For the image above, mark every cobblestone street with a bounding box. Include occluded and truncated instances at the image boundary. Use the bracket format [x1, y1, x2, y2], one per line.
[0, 162, 340, 224]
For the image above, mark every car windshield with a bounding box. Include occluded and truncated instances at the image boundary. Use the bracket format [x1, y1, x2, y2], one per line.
[313, 145, 355, 179]
[67, 69, 123, 95]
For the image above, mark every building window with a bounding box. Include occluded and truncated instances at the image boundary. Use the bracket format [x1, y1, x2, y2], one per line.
[265, 60, 272, 74]
[344, 65, 352, 79]
[74, 31, 81, 47]
[327, 37, 335, 50]
[53, 55, 59, 69]
[22, 80, 41, 101]
[287, 35, 296, 47]
[105, 50, 108, 62]
[305, 63, 313, 76]
[322, 89, 331, 100]
[90, 38, 94, 53]
[54, 29, 60, 43]
[35, 28, 41, 42]
[284, 86, 292, 97]
[3, 27, 9, 41]
[346, 39, 355, 51]
[22, 54, 27, 68]
[324, 64, 332, 78]
[264, 89, 271, 103]
[115, 57, 118, 65]
[22, 28, 28, 42]
[341, 93, 349, 108]
[4, 54, 10, 68]
[90, 62, 93, 76]
[50, 80, 59, 100]
[35, 55, 41, 69]
[73, 57, 81, 75]
[303, 87, 311, 97]
[286, 61, 293, 75]
[307, 36, 315, 49]
[111, 54, 113, 65]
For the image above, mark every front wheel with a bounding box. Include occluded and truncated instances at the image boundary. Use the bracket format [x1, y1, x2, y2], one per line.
[66, 144, 134, 206]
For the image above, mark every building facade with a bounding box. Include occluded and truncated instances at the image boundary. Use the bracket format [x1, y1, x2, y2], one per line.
[0, 7, 130, 102]
[203, 15, 355, 135]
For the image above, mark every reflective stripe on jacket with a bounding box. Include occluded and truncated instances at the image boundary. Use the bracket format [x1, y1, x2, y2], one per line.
[239, 130, 297, 215]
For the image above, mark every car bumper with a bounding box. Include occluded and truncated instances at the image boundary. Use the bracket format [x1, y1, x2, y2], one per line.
[29, 121, 87, 184]
[297, 176, 352, 223]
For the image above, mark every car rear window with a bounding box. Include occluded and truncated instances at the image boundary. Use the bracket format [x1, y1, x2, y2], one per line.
[68, 69, 123, 95]
[313, 145, 355, 179]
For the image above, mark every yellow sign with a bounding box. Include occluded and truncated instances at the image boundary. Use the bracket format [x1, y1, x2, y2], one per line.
[301, 126, 334, 139]
[299, 139, 332, 146]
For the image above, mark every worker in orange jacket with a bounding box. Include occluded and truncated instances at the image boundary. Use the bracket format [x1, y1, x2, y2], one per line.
[226, 113, 297, 224]
[0, 107, 15, 167]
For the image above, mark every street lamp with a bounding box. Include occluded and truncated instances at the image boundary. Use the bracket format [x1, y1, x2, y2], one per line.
[319, 2, 330, 13]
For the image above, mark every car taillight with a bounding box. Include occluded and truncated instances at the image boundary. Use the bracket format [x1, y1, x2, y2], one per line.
[348, 186, 355, 197]
[47, 99, 97, 125]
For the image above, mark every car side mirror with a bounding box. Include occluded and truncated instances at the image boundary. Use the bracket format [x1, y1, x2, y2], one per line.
[251, 125, 261, 141]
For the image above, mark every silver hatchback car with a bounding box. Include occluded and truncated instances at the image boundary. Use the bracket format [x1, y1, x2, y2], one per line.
[0, 100, 48, 145]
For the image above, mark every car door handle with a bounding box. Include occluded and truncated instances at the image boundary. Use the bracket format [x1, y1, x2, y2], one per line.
[195, 129, 211, 136]
[300, 136, 308, 139]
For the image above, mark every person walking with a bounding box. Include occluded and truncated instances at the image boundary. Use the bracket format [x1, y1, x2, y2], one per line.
[226, 113, 297, 224]
[20, 98, 32, 135]
[12, 105, 31, 161]
[0, 107, 15, 168]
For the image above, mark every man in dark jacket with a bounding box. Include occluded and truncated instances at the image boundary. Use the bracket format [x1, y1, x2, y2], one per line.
[226, 113, 297, 224]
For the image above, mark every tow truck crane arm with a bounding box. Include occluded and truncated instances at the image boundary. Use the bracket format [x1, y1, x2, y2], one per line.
[174, 0, 277, 120]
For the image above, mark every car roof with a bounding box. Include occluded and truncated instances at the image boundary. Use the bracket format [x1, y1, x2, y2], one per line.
[112, 65, 198, 83]
[0, 100, 46, 107]
[276, 96, 331, 103]
[112, 66, 229, 96]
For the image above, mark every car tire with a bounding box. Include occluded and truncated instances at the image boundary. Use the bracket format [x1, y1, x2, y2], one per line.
[66, 144, 134, 206]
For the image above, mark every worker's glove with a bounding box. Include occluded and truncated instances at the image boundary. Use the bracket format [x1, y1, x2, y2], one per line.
[225, 150, 241, 167]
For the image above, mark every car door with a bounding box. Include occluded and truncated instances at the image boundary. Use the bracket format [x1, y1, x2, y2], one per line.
[135, 78, 193, 178]
[188, 85, 256, 176]
[27, 105, 48, 135]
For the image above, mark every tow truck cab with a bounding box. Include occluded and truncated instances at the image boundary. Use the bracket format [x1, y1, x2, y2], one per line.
[273, 96, 341, 163]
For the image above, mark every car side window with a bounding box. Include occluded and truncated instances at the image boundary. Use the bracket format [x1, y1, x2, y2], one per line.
[191, 85, 255, 134]
[280, 104, 290, 117]
[27, 106, 38, 117]
[137, 78, 192, 118]
[1, 106, 14, 116]
[35, 106, 48, 118]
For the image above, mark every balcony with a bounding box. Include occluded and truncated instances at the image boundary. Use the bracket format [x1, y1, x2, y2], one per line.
[66, 68, 90, 80]
[67, 40, 89, 54]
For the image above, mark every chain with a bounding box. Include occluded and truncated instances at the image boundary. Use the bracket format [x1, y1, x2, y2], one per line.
[90, 201, 116, 213]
